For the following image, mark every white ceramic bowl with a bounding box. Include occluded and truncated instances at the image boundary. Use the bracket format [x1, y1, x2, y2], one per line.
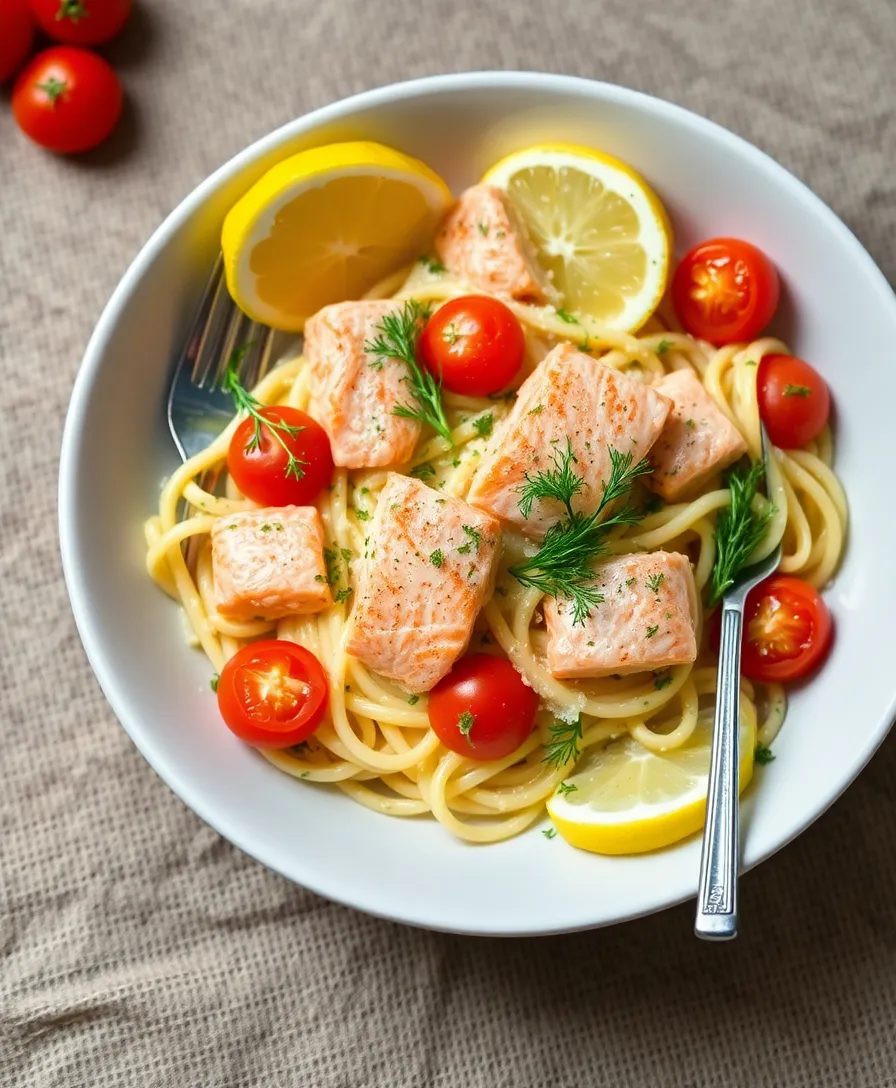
[60, 72, 896, 935]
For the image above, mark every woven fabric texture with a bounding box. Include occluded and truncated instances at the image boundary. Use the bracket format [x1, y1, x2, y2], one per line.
[2, 0, 896, 1084]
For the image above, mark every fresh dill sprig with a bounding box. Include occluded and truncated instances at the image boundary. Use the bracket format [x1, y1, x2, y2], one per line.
[510, 445, 653, 624]
[543, 715, 583, 770]
[223, 343, 307, 481]
[365, 299, 453, 444]
[708, 460, 775, 604]
[518, 439, 586, 520]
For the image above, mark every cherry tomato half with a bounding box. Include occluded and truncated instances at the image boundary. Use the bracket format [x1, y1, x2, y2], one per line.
[739, 576, 832, 683]
[28, 0, 131, 45]
[758, 353, 831, 449]
[428, 654, 538, 761]
[12, 46, 122, 154]
[227, 406, 334, 507]
[217, 640, 329, 748]
[672, 238, 780, 346]
[419, 295, 526, 396]
[0, 0, 36, 84]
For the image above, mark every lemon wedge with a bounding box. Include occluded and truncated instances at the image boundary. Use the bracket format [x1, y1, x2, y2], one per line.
[546, 713, 755, 855]
[221, 142, 452, 330]
[483, 143, 671, 332]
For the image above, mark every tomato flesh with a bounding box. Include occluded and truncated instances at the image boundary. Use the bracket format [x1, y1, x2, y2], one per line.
[428, 653, 538, 761]
[419, 295, 526, 396]
[672, 238, 779, 346]
[740, 576, 832, 683]
[227, 406, 334, 507]
[758, 353, 831, 449]
[28, 0, 132, 45]
[12, 46, 122, 154]
[217, 640, 329, 748]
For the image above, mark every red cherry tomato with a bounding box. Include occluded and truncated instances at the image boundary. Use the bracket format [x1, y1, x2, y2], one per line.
[217, 640, 329, 748]
[428, 654, 538, 761]
[12, 46, 122, 154]
[716, 576, 832, 683]
[418, 295, 526, 396]
[672, 238, 780, 346]
[0, 0, 36, 83]
[227, 406, 334, 507]
[758, 353, 831, 449]
[28, 0, 131, 45]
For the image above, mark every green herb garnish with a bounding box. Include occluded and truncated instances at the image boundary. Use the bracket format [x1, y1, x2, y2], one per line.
[543, 715, 583, 770]
[224, 344, 307, 481]
[510, 443, 652, 624]
[365, 300, 452, 443]
[457, 710, 476, 745]
[708, 460, 774, 605]
[783, 384, 812, 398]
[755, 743, 775, 765]
[646, 572, 665, 593]
[472, 413, 494, 439]
[430, 549, 444, 568]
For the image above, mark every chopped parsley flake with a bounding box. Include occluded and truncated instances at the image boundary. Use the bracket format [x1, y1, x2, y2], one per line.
[685, 419, 696, 429]
[209, 674, 219, 693]
[418, 254, 446, 274]
[334, 587, 353, 603]
[656, 339, 673, 355]
[645, 624, 659, 639]
[542, 828, 558, 839]
[528, 404, 545, 415]
[430, 549, 444, 568]
[783, 383, 812, 398]
[555, 308, 579, 324]
[411, 462, 435, 480]
[457, 710, 476, 744]
[654, 674, 673, 691]
[408, 694, 420, 706]
[646, 572, 665, 593]
[472, 413, 494, 439]
[556, 781, 578, 797]
[354, 509, 370, 521]
[478, 222, 489, 236]
[755, 743, 776, 765]
[457, 524, 482, 554]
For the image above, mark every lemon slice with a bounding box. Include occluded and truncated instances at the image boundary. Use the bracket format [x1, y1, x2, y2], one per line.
[222, 142, 452, 330]
[483, 143, 671, 331]
[546, 713, 755, 855]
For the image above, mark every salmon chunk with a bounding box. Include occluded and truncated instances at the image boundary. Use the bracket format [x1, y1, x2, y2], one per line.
[345, 474, 501, 693]
[305, 300, 421, 469]
[435, 184, 551, 303]
[648, 368, 748, 499]
[467, 343, 671, 538]
[544, 552, 698, 679]
[211, 506, 331, 621]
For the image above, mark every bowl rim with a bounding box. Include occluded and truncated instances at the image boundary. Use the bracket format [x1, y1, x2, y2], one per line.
[59, 70, 896, 935]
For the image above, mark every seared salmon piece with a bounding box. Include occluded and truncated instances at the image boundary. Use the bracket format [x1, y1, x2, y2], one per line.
[305, 300, 421, 469]
[648, 368, 748, 500]
[435, 184, 552, 303]
[211, 506, 331, 621]
[345, 473, 501, 693]
[467, 343, 671, 538]
[544, 552, 698, 679]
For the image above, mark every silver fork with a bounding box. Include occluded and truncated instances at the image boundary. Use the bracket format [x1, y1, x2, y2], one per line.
[695, 424, 782, 941]
[167, 256, 276, 505]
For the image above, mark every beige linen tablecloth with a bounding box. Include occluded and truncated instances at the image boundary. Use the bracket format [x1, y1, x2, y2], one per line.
[2, 1, 896, 1084]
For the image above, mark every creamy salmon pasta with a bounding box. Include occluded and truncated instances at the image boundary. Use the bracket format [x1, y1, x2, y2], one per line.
[145, 142, 847, 853]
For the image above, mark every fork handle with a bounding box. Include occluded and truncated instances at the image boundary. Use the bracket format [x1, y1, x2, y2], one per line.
[695, 600, 743, 941]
